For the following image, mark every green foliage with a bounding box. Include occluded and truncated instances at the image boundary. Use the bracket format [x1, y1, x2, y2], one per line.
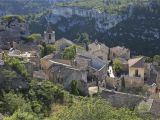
[153, 55, 160, 65]
[145, 56, 153, 63]
[25, 34, 42, 42]
[4, 111, 38, 120]
[2, 15, 25, 22]
[40, 43, 56, 57]
[63, 45, 76, 60]
[54, 98, 141, 120]
[4, 55, 28, 79]
[1, 92, 32, 115]
[113, 59, 122, 76]
[70, 80, 80, 96]
[28, 79, 64, 116]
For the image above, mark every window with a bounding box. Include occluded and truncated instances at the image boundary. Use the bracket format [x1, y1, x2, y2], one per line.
[48, 34, 51, 40]
[135, 69, 139, 77]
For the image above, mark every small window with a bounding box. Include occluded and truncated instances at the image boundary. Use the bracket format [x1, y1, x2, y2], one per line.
[135, 69, 139, 77]
[48, 34, 51, 40]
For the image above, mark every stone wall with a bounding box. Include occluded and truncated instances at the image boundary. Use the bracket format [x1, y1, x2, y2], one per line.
[124, 76, 144, 88]
[100, 89, 144, 109]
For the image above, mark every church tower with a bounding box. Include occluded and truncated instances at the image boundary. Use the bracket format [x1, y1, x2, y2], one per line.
[44, 24, 55, 44]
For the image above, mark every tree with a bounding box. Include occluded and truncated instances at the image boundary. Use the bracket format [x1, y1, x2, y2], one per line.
[145, 57, 153, 63]
[76, 33, 91, 45]
[63, 45, 76, 60]
[40, 43, 56, 57]
[153, 55, 160, 65]
[1, 92, 32, 115]
[113, 59, 122, 76]
[28, 80, 64, 115]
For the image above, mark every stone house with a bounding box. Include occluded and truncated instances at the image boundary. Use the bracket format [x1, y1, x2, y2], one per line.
[128, 57, 145, 78]
[88, 42, 109, 62]
[123, 57, 145, 88]
[110, 46, 130, 60]
[55, 38, 74, 51]
[44, 25, 55, 44]
[75, 49, 108, 82]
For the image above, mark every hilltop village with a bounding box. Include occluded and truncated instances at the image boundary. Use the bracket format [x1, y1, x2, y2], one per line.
[1, 16, 160, 118]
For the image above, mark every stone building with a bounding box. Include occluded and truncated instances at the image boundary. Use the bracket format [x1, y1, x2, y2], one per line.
[123, 57, 145, 88]
[40, 55, 88, 95]
[110, 46, 130, 60]
[55, 38, 74, 51]
[44, 25, 55, 44]
[88, 41, 109, 62]
[128, 57, 145, 78]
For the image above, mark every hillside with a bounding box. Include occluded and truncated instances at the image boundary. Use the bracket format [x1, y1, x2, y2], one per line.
[0, 0, 52, 15]
[56, 0, 151, 13]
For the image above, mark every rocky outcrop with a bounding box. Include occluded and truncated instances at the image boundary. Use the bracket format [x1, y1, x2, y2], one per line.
[0, 17, 29, 49]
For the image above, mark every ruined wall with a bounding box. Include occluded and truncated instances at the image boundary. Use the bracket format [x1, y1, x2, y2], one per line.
[48, 65, 88, 95]
[100, 89, 144, 109]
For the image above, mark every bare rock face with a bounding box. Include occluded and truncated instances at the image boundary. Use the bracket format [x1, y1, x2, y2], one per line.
[0, 16, 29, 49]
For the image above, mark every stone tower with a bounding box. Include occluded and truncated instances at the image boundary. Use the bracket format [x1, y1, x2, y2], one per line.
[44, 24, 55, 44]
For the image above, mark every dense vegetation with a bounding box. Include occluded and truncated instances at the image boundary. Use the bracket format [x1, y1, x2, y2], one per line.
[56, 0, 151, 13]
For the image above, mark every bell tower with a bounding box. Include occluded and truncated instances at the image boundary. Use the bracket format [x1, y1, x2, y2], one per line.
[44, 23, 55, 44]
